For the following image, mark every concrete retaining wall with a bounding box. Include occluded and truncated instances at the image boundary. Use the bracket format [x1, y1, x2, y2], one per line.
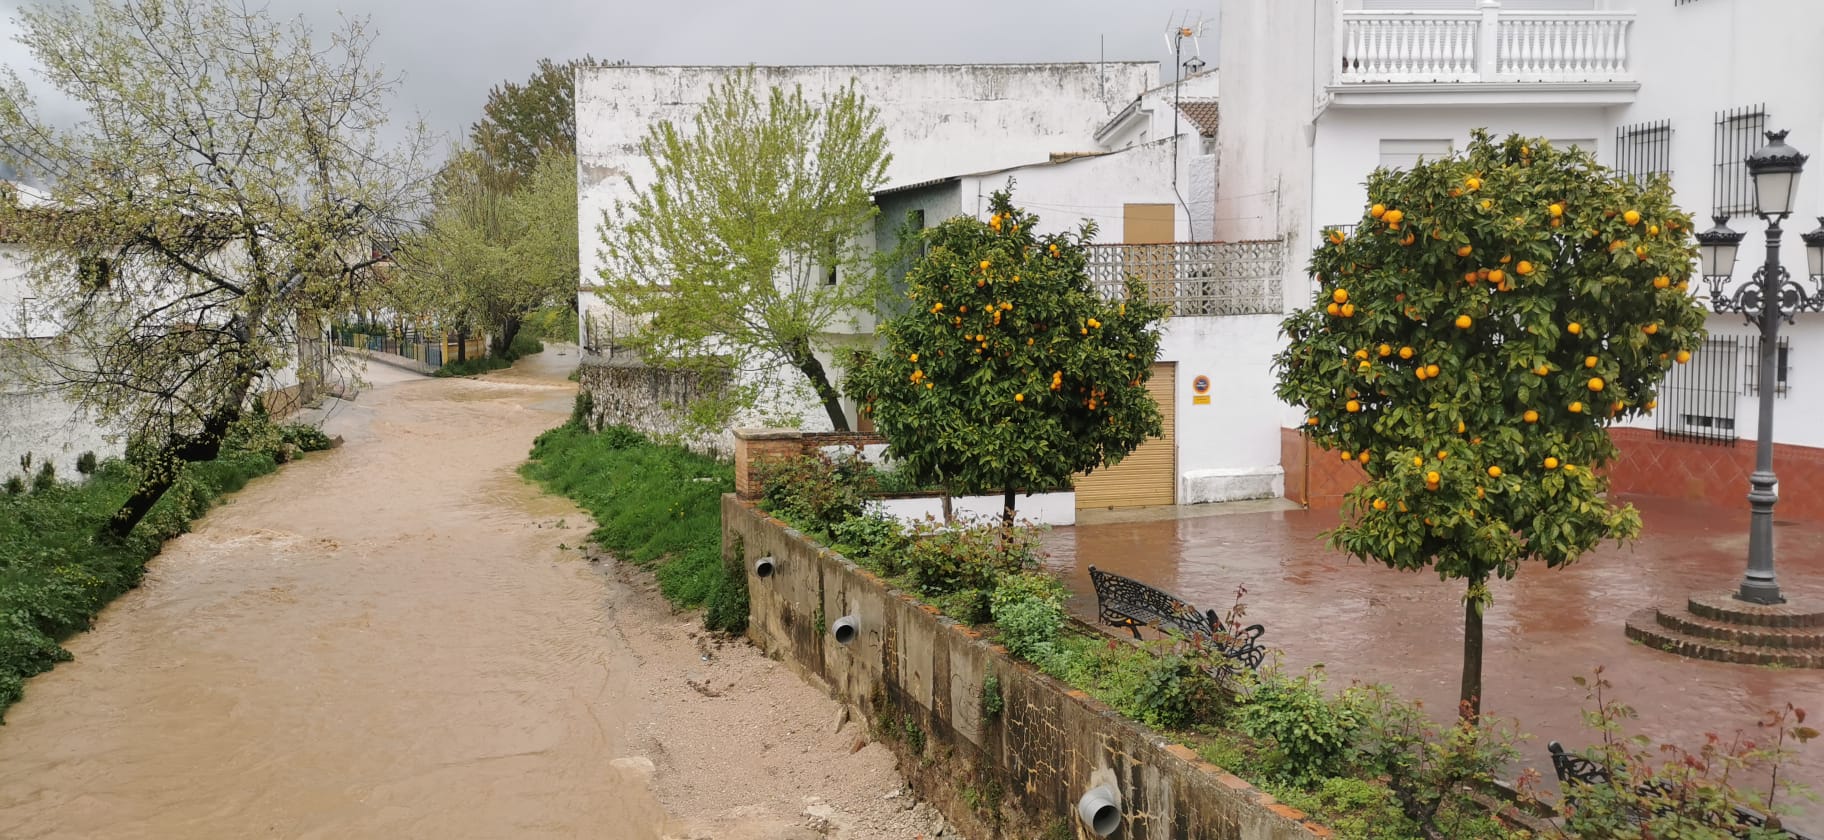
[578, 359, 732, 457]
[724, 495, 1327, 840]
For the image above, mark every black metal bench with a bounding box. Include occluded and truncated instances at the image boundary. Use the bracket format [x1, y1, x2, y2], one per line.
[1087, 565, 1267, 671]
[1548, 741, 1815, 839]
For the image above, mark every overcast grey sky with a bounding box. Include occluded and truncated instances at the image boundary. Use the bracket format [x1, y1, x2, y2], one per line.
[1, 0, 1219, 150]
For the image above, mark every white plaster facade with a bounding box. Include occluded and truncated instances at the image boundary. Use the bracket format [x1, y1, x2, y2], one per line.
[1218, 0, 1824, 451]
[1, 242, 124, 484]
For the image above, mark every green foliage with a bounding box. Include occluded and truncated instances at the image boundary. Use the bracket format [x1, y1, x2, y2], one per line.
[469, 57, 601, 190]
[598, 68, 892, 431]
[1036, 634, 1223, 730]
[704, 538, 749, 635]
[757, 451, 876, 533]
[568, 391, 595, 430]
[3, 476, 24, 496]
[1273, 777, 1416, 840]
[845, 190, 1167, 507]
[934, 588, 992, 625]
[901, 517, 1042, 597]
[0, 449, 277, 717]
[1236, 670, 1360, 785]
[279, 423, 333, 452]
[74, 452, 97, 476]
[980, 673, 1004, 721]
[827, 510, 906, 569]
[1346, 684, 1522, 838]
[989, 571, 1068, 660]
[520, 424, 735, 626]
[30, 463, 55, 493]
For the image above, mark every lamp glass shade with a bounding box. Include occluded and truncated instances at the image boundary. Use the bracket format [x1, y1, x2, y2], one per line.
[1696, 217, 1744, 279]
[1805, 219, 1824, 278]
[1753, 167, 1802, 217]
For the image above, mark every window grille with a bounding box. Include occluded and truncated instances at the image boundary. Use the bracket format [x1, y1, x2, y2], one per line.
[1714, 106, 1767, 217]
[1656, 337, 1738, 444]
[1614, 119, 1672, 181]
[1741, 334, 1792, 396]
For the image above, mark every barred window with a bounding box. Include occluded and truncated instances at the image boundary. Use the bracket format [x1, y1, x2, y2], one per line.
[1614, 120, 1672, 181]
[1656, 337, 1738, 445]
[1742, 334, 1792, 397]
[1714, 106, 1767, 217]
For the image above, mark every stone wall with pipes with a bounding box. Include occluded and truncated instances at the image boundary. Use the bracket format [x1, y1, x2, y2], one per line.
[723, 495, 1326, 840]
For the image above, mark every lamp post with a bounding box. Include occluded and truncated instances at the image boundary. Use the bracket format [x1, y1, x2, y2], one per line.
[1692, 130, 1824, 605]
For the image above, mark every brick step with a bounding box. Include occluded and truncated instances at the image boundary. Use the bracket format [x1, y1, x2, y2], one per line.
[1687, 591, 1824, 629]
[1625, 607, 1824, 668]
[1654, 609, 1824, 649]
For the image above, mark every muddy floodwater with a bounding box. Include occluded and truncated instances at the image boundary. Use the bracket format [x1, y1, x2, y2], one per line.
[0, 354, 679, 839]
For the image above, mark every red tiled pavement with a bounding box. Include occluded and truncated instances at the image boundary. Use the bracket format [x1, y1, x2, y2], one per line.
[1043, 494, 1824, 832]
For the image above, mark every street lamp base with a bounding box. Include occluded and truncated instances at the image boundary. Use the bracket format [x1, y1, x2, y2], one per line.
[1737, 578, 1787, 606]
[1625, 591, 1824, 668]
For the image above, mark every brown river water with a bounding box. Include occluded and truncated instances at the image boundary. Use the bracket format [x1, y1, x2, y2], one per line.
[0, 353, 682, 838]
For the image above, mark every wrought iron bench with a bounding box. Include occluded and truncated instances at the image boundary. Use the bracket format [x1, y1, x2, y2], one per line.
[1086, 565, 1267, 672]
[1548, 741, 1814, 839]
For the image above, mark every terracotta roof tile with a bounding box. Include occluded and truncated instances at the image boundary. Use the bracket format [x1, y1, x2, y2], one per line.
[1176, 99, 1219, 137]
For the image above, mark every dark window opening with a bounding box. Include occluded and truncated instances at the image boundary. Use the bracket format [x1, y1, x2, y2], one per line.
[1615, 119, 1672, 181]
[1656, 337, 1739, 445]
[1714, 106, 1767, 217]
[1743, 334, 1792, 397]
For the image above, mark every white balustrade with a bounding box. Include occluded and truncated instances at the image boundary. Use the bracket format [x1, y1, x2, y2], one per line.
[1336, 8, 1632, 85]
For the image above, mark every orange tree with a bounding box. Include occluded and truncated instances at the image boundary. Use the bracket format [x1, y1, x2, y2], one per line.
[845, 190, 1165, 525]
[1273, 131, 1708, 719]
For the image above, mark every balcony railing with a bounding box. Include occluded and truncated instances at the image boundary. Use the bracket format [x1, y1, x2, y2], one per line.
[1086, 240, 1285, 317]
[1337, 6, 1633, 85]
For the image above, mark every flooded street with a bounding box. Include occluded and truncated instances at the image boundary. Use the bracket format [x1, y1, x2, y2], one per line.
[0, 350, 933, 840]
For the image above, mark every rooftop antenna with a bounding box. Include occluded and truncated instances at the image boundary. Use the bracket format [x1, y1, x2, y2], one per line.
[1099, 34, 1107, 107]
[1166, 12, 1209, 236]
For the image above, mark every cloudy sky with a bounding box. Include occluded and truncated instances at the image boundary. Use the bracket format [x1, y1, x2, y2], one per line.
[1, 0, 1219, 151]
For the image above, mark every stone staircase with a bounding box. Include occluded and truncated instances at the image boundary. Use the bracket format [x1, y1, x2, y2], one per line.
[1625, 591, 1824, 667]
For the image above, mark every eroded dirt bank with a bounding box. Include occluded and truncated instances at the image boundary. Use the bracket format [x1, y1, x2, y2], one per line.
[0, 351, 949, 840]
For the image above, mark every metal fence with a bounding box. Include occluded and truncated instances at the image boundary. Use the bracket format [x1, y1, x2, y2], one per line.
[330, 328, 487, 370]
[1085, 240, 1285, 317]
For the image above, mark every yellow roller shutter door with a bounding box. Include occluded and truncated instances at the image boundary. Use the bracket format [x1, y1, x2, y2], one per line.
[1074, 363, 1176, 509]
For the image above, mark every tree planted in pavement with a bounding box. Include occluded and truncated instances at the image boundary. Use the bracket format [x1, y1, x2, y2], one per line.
[1273, 131, 1709, 719]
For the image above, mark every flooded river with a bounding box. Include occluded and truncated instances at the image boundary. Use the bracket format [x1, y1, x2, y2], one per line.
[0, 353, 679, 838]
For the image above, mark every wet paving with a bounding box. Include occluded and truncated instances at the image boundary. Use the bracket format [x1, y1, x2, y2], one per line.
[1046, 494, 1824, 831]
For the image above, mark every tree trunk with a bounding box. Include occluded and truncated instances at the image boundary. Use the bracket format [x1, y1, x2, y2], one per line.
[1002, 487, 1017, 530]
[941, 487, 954, 524]
[788, 339, 850, 431]
[1459, 580, 1485, 721]
[103, 402, 242, 540]
[456, 326, 469, 363]
[495, 314, 522, 358]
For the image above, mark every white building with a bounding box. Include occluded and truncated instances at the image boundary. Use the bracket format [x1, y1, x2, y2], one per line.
[1217, 0, 1824, 518]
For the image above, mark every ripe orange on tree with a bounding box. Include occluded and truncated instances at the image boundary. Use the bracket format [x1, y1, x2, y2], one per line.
[1275, 131, 1707, 720]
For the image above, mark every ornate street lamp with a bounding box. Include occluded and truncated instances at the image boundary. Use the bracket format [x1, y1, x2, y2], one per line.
[1696, 130, 1824, 605]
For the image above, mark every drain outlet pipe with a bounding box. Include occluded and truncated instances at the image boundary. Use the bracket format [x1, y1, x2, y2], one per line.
[1077, 783, 1122, 837]
[752, 556, 776, 578]
[831, 615, 860, 645]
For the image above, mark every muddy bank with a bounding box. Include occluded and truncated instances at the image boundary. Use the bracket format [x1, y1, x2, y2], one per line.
[0, 349, 948, 840]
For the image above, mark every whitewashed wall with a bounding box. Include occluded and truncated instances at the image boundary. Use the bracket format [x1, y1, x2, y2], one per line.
[1159, 314, 1287, 503]
[958, 141, 1185, 239]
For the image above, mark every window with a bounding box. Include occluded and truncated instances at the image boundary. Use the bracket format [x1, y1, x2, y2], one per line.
[1615, 120, 1673, 181]
[1656, 337, 1739, 444]
[1742, 334, 1792, 397]
[1379, 139, 1452, 172]
[1714, 106, 1767, 217]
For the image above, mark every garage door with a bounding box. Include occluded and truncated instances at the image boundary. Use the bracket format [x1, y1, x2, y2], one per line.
[1075, 363, 1176, 509]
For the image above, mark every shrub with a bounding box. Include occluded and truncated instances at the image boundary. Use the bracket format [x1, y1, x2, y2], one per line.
[3, 476, 24, 496]
[1235, 670, 1359, 785]
[278, 423, 332, 452]
[935, 588, 992, 624]
[901, 517, 1041, 597]
[828, 510, 906, 569]
[1347, 683, 1523, 839]
[75, 452, 97, 475]
[990, 571, 1068, 660]
[1131, 652, 1227, 730]
[703, 537, 749, 634]
[758, 451, 875, 532]
[568, 390, 594, 430]
[30, 463, 55, 494]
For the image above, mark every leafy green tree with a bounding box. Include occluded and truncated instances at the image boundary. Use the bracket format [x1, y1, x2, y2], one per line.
[845, 191, 1166, 523]
[597, 69, 891, 431]
[1273, 132, 1709, 718]
[470, 57, 609, 191]
[0, 0, 428, 538]
[391, 147, 578, 358]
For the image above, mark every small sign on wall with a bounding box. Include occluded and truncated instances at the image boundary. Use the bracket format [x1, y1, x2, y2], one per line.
[1192, 374, 1211, 405]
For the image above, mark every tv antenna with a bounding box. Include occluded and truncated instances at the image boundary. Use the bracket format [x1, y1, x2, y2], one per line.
[1164, 12, 1208, 79]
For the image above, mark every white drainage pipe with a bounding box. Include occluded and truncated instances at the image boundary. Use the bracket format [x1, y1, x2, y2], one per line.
[831, 615, 859, 645]
[752, 556, 776, 578]
[1076, 784, 1121, 837]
